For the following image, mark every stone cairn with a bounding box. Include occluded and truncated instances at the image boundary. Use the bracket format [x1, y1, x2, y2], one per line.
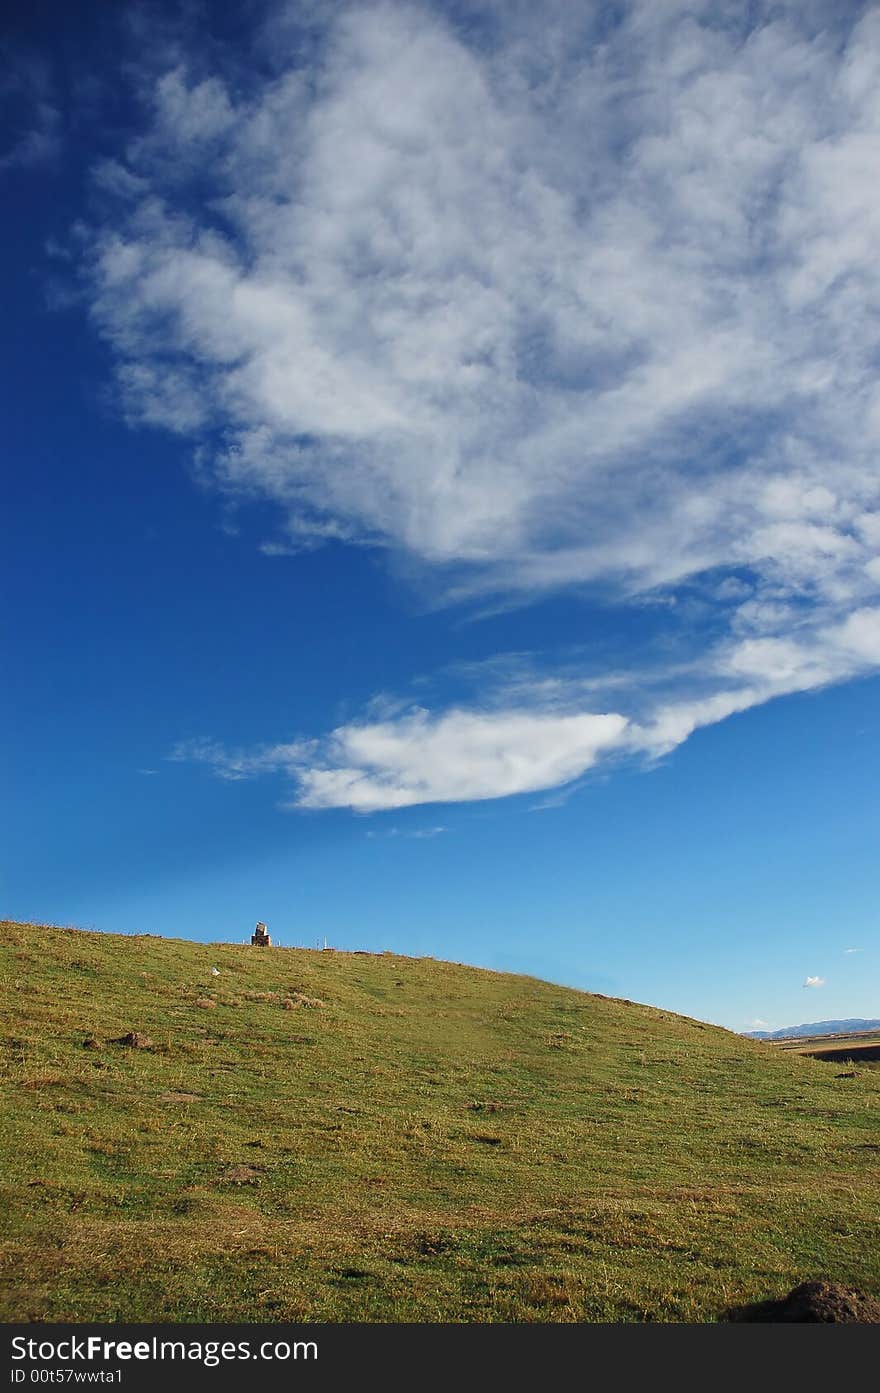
[251, 921, 271, 947]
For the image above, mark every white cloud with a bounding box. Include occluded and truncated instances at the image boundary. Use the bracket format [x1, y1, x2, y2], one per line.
[294, 707, 629, 811]
[83, 4, 880, 597]
[803, 976, 825, 988]
[843, 947, 861, 954]
[81, 2, 880, 810]
[175, 708, 627, 811]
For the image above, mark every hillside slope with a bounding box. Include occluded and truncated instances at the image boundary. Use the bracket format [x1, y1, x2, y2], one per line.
[1, 922, 878, 1322]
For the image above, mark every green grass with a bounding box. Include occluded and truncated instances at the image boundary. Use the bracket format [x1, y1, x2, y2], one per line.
[1, 921, 878, 1322]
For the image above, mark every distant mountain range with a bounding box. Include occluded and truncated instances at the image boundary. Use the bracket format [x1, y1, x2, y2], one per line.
[744, 1018, 880, 1040]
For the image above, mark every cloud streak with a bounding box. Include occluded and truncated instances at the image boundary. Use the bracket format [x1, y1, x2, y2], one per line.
[175, 709, 628, 811]
[172, 602, 880, 810]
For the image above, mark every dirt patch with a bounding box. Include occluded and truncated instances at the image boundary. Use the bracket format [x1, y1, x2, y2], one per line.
[113, 1032, 154, 1049]
[195, 998, 217, 1009]
[222, 1164, 264, 1186]
[329, 1267, 372, 1282]
[725, 1280, 880, 1323]
[416, 1232, 455, 1256]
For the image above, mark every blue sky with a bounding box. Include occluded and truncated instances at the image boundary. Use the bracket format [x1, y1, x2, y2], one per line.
[2, 0, 879, 1031]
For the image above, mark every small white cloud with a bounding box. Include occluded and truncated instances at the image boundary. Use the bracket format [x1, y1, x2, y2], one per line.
[259, 540, 298, 557]
[843, 947, 862, 954]
[803, 976, 825, 988]
[295, 707, 629, 811]
[174, 707, 628, 811]
[748, 1018, 770, 1029]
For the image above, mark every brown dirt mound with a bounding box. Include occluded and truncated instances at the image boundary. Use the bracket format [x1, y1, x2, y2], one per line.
[112, 1031, 153, 1049]
[725, 1280, 880, 1323]
[222, 1164, 263, 1186]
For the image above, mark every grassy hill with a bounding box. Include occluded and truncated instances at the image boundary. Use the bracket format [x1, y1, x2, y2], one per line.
[1, 921, 878, 1323]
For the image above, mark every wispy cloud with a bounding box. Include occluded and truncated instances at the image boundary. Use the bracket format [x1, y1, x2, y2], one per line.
[843, 947, 862, 954]
[366, 824, 448, 839]
[0, 52, 61, 173]
[79, 2, 880, 809]
[169, 736, 314, 781]
[803, 976, 825, 988]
